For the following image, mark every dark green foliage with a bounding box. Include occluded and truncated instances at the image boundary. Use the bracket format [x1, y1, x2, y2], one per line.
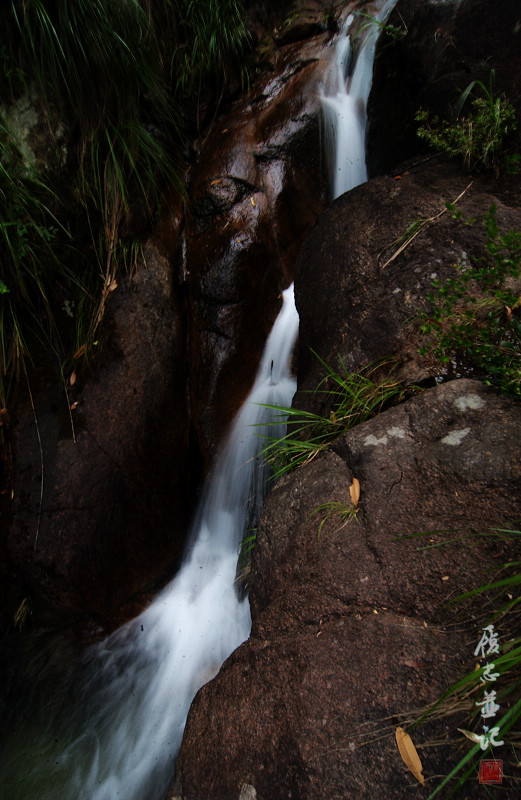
[171, 0, 251, 92]
[0, 0, 250, 402]
[416, 71, 516, 174]
[420, 205, 521, 398]
[0, 122, 71, 388]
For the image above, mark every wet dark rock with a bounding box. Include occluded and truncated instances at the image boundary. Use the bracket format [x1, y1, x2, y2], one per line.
[186, 33, 331, 462]
[173, 379, 521, 800]
[367, 0, 521, 176]
[173, 2, 521, 783]
[6, 241, 192, 628]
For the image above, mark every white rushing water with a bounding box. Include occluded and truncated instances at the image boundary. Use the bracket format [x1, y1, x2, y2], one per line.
[1, 2, 397, 798]
[1, 286, 299, 800]
[321, 0, 398, 199]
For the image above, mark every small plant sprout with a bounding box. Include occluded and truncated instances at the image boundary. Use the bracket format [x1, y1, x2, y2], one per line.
[358, 11, 408, 43]
[13, 596, 32, 631]
[415, 70, 516, 175]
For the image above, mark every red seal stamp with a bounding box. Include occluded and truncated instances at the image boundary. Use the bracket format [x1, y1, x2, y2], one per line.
[479, 759, 503, 784]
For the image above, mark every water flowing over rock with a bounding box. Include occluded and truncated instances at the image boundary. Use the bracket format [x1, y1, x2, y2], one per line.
[3, 0, 521, 796]
[185, 29, 331, 462]
[173, 378, 521, 800]
[173, 2, 521, 797]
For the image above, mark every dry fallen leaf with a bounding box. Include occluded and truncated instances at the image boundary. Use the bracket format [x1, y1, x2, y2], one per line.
[250, 196, 256, 207]
[108, 279, 118, 293]
[210, 179, 222, 186]
[395, 726, 425, 785]
[69, 371, 77, 386]
[349, 477, 360, 506]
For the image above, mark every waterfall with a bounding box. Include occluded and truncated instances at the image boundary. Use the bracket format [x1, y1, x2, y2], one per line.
[0, 288, 298, 800]
[0, 3, 397, 798]
[321, 0, 398, 199]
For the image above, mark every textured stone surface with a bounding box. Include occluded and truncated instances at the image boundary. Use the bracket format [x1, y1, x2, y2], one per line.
[185, 29, 331, 462]
[173, 380, 521, 799]
[294, 157, 521, 405]
[7, 241, 192, 627]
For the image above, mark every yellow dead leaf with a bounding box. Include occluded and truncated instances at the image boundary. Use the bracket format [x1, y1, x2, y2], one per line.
[395, 727, 425, 786]
[250, 197, 256, 207]
[108, 279, 118, 293]
[69, 371, 77, 386]
[349, 477, 360, 506]
[210, 179, 222, 186]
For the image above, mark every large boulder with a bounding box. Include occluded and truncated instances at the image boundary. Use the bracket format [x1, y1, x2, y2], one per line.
[294, 157, 521, 404]
[173, 378, 521, 799]
[5, 239, 192, 629]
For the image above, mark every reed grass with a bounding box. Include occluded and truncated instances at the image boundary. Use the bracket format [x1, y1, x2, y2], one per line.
[258, 355, 415, 480]
[0, 0, 250, 403]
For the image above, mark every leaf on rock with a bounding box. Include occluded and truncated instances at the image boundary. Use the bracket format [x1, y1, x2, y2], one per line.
[395, 726, 425, 785]
[349, 477, 360, 507]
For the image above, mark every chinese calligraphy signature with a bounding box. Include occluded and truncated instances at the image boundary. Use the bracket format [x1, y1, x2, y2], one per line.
[474, 624, 504, 751]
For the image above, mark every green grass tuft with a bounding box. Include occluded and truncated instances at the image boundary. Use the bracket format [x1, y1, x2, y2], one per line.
[258, 355, 417, 480]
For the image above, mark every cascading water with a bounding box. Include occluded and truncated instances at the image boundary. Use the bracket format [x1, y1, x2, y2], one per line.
[0, 3, 397, 798]
[1, 286, 298, 800]
[321, 0, 398, 199]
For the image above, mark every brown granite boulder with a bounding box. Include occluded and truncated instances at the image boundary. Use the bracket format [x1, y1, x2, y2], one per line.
[173, 378, 521, 799]
[294, 157, 521, 405]
[5, 240, 192, 629]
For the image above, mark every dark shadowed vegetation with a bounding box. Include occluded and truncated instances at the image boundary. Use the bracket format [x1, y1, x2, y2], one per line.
[0, 0, 251, 404]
